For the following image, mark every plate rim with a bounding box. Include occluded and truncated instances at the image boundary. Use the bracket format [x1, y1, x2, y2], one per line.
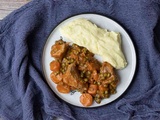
[41, 13, 137, 108]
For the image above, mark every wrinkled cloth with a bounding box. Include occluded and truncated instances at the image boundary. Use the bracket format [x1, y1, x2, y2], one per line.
[0, 0, 160, 120]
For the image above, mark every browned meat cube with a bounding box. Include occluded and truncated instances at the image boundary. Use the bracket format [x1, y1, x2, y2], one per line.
[86, 59, 101, 71]
[100, 62, 114, 75]
[63, 63, 88, 93]
[50, 40, 69, 60]
[99, 62, 119, 85]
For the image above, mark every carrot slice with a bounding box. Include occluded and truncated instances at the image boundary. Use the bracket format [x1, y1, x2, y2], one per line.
[50, 72, 62, 84]
[50, 60, 60, 72]
[56, 82, 70, 93]
[80, 93, 93, 107]
[87, 84, 98, 95]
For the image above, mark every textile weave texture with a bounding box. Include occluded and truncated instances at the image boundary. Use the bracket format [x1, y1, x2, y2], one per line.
[0, 0, 160, 120]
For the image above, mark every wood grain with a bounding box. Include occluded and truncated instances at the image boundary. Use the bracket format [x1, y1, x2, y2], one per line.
[0, 0, 30, 20]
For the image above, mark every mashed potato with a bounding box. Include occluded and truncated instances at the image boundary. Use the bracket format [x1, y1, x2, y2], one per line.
[60, 18, 127, 69]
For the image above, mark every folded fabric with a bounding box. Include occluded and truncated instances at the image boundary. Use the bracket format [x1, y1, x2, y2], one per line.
[0, 0, 160, 120]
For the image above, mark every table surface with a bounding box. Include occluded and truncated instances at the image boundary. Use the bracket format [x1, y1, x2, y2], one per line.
[0, 0, 30, 20]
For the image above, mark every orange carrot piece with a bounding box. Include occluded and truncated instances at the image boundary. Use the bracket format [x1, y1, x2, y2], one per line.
[50, 60, 60, 72]
[87, 84, 98, 95]
[50, 72, 62, 84]
[80, 93, 93, 107]
[56, 82, 70, 94]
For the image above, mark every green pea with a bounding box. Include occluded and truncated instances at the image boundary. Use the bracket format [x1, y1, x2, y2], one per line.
[93, 81, 97, 84]
[103, 84, 108, 87]
[84, 78, 88, 82]
[104, 90, 108, 94]
[54, 71, 59, 75]
[104, 73, 108, 77]
[70, 59, 74, 63]
[107, 73, 111, 77]
[95, 94, 100, 98]
[99, 73, 103, 77]
[95, 98, 101, 104]
[62, 63, 65, 67]
[97, 82, 101, 85]
[87, 71, 91, 75]
[105, 94, 110, 98]
[80, 73, 84, 78]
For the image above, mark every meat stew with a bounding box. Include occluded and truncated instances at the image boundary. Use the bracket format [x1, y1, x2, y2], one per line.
[50, 39, 119, 106]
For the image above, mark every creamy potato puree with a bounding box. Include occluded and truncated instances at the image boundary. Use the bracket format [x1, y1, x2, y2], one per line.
[60, 18, 127, 69]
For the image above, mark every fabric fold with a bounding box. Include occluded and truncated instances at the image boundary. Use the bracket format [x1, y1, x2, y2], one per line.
[0, 0, 160, 120]
[116, 84, 160, 119]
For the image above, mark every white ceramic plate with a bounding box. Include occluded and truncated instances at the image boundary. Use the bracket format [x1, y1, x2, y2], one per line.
[42, 14, 136, 107]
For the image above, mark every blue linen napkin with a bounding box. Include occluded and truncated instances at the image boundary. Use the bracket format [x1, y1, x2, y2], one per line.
[0, 0, 160, 120]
